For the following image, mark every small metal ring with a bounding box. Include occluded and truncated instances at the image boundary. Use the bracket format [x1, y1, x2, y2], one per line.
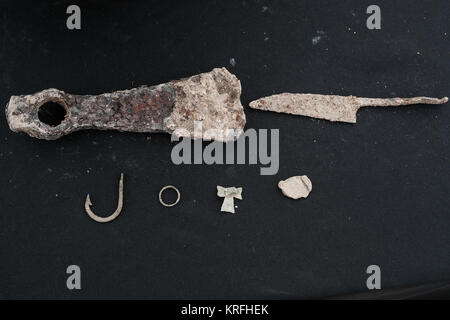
[159, 185, 180, 207]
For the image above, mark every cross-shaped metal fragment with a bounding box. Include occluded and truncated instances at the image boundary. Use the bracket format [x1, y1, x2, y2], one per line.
[217, 186, 243, 214]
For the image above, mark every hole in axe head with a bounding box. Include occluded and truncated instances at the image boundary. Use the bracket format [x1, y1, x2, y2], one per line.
[38, 101, 67, 126]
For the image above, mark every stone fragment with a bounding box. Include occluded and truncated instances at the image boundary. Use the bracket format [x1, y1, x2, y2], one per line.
[249, 93, 448, 123]
[217, 186, 242, 214]
[6, 68, 246, 142]
[278, 175, 312, 200]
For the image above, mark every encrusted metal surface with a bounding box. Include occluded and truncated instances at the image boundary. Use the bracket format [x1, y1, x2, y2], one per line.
[249, 93, 448, 123]
[6, 68, 246, 142]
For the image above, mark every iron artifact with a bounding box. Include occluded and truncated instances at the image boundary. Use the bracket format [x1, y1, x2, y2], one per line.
[6, 68, 246, 142]
[249, 93, 448, 123]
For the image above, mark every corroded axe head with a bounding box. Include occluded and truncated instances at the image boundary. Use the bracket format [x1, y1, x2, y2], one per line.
[6, 68, 246, 142]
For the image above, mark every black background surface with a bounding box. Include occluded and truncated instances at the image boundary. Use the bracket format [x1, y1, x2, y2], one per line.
[0, 0, 448, 299]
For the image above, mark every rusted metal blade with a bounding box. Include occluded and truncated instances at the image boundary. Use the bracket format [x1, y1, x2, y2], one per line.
[249, 93, 448, 123]
[6, 68, 246, 142]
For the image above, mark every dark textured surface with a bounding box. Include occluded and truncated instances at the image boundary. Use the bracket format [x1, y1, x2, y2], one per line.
[0, 0, 449, 299]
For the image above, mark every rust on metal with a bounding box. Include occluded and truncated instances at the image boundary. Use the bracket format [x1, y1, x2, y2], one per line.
[6, 68, 246, 142]
[249, 93, 448, 123]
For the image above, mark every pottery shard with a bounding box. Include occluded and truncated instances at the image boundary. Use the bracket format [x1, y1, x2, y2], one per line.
[278, 175, 312, 199]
